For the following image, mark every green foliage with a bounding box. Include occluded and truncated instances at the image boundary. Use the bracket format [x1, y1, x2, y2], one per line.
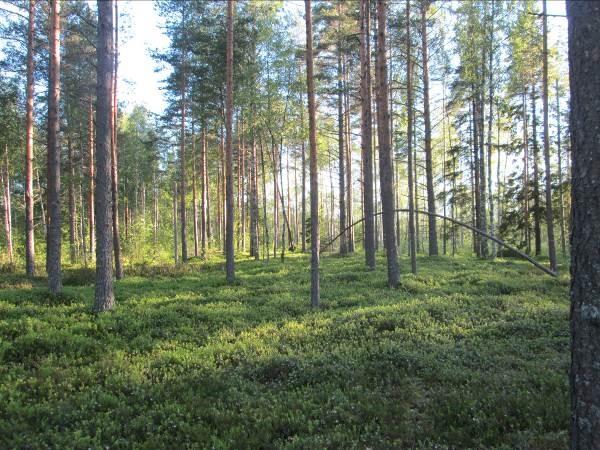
[0, 253, 568, 448]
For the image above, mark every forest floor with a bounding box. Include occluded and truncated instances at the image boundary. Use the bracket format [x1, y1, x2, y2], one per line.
[0, 252, 569, 448]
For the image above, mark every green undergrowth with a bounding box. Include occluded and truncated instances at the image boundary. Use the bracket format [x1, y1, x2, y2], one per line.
[0, 252, 569, 448]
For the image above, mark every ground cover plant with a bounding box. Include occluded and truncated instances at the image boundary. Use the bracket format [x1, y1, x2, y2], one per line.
[0, 253, 569, 449]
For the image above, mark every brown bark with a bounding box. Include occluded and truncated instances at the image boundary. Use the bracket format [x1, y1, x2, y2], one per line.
[567, 2, 600, 446]
[359, 0, 375, 269]
[180, 14, 188, 263]
[201, 128, 207, 257]
[68, 138, 77, 264]
[421, 0, 438, 256]
[192, 129, 199, 257]
[337, 3, 347, 256]
[25, 0, 36, 276]
[88, 98, 95, 255]
[406, 0, 417, 274]
[225, 0, 235, 282]
[305, 0, 320, 308]
[375, 0, 399, 287]
[93, 0, 115, 312]
[542, 0, 557, 272]
[111, 1, 123, 279]
[47, 0, 62, 294]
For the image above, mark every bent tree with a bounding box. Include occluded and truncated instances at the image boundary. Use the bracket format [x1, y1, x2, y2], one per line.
[94, 0, 115, 313]
[567, 1, 600, 447]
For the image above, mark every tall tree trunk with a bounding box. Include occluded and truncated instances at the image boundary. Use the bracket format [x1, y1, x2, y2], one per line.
[337, 20, 347, 256]
[250, 135, 259, 259]
[180, 16, 188, 263]
[301, 92, 307, 253]
[542, 0, 557, 272]
[555, 79, 566, 257]
[93, 0, 115, 312]
[37, 168, 46, 238]
[68, 138, 77, 264]
[420, 0, 438, 256]
[192, 128, 199, 257]
[88, 98, 95, 255]
[173, 182, 178, 263]
[47, 0, 62, 294]
[200, 127, 207, 258]
[406, 0, 417, 274]
[111, 1, 123, 279]
[225, 0, 235, 282]
[522, 90, 531, 253]
[531, 90, 542, 257]
[2, 148, 13, 264]
[567, 2, 600, 446]
[259, 137, 270, 261]
[25, 0, 36, 276]
[375, 0, 400, 287]
[305, 0, 320, 307]
[344, 56, 354, 253]
[487, 0, 496, 257]
[359, 0, 375, 269]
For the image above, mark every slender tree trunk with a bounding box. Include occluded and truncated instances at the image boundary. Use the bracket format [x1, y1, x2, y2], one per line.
[88, 98, 95, 255]
[556, 79, 566, 257]
[487, 0, 496, 258]
[200, 128, 207, 258]
[37, 168, 46, 238]
[225, 0, 235, 282]
[542, 0, 557, 272]
[375, 0, 400, 287]
[305, 0, 320, 307]
[111, 1, 123, 279]
[25, 0, 36, 276]
[406, 0, 417, 274]
[522, 90, 531, 253]
[567, 2, 600, 446]
[192, 128, 199, 257]
[420, 0, 438, 256]
[180, 18, 188, 263]
[259, 137, 270, 261]
[173, 182, 178, 263]
[68, 139, 77, 264]
[344, 56, 354, 253]
[250, 135, 259, 259]
[337, 23, 347, 256]
[2, 149, 13, 264]
[93, 0, 115, 312]
[531, 90, 542, 257]
[360, 0, 375, 269]
[47, 0, 62, 294]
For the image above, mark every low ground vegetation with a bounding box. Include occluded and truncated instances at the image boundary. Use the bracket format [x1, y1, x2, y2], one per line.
[0, 253, 569, 448]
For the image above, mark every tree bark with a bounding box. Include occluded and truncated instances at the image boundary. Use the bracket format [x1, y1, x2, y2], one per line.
[531, 90, 542, 257]
[111, 1, 123, 279]
[567, 2, 600, 446]
[88, 98, 95, 255]
[420, 0, 438, 256]
[359, 0, 375, 270]
[556, 79, 566, 257]
[305, 0, 320, 308]
[93, 0, 115, 312]
[542, 0, 557, 272]
[375, 0, 400, 288]
[25, 0, 36, 276]
[68, 138, 77, 264]
[225, 0, 235, 282]
[47, 0, 62, 294]
[337, 22, 347, 256]
[406, 0, 417, 274]
[192, 128, 199, 257]
[201, 127, 207, 257]
[180, 13, 188, 263]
